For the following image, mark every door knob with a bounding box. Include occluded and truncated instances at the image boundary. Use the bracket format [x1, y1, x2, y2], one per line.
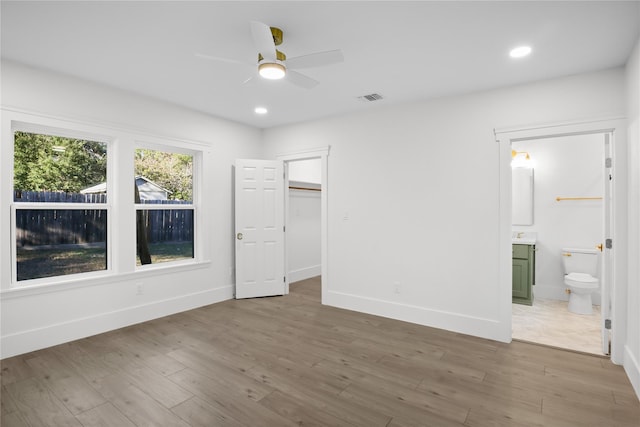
[596, 243, 603, 252]
[237, 232, 243, 240]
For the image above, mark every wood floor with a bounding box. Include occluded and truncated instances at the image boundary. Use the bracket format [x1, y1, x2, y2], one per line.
[2, 277, 639, 427]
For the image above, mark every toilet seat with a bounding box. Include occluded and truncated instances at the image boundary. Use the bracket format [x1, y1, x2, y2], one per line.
[565, 272, 599, 289]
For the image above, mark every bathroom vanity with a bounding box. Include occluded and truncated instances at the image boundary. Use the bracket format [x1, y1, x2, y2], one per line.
[512, 243, 535, 305]
[511, 232, 537, 306]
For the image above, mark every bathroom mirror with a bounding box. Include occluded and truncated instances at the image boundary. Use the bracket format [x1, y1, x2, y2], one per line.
[512, 168, 534, 225]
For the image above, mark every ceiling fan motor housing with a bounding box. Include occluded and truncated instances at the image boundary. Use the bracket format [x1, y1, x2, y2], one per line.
[270, 27, 283, 45]
[258, 50, 286, 62]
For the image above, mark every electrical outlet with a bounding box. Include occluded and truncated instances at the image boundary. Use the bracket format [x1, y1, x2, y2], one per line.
[136, 282, 144, 295]
[393, 282, 401, 294]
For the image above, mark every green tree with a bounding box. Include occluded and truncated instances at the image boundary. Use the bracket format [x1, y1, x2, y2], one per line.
[134, 149, 193, 201]
[13, 132, 107, 193]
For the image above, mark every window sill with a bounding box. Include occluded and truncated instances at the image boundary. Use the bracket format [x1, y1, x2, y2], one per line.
[0, 259, 213, 300]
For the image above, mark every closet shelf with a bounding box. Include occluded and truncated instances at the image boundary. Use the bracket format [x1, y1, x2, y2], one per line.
[555, 196, 602, 202]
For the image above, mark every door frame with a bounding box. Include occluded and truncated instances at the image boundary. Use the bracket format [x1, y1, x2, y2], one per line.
[277, 146, 329, 303]
[495, 117, 627, 364]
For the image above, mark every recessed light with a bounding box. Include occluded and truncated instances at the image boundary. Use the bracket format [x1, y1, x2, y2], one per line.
[254, 107, 268, 115]
[510, 46, 532, 58]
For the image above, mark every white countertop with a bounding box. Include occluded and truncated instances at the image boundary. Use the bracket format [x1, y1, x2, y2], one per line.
[512, 231, 537, 245]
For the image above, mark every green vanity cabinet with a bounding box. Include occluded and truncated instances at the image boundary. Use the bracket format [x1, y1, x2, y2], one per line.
[512, 244, 535, 305]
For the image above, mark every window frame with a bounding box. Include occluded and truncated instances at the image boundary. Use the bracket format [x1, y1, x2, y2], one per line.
[10, 122, 113, 287]
[133, 143, 199, 270]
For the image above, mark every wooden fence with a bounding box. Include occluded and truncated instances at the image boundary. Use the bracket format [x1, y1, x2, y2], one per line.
[139, 201, 193, 244]
[14, 191, 193, 247]
[14, 190, 106, 203]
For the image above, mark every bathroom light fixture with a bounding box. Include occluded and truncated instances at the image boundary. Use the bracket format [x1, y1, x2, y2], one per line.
[258, 62, 286, 80]
[511, 150, 533, 168]
[509, 46, 532, 58]
[511, 150, 530, 160]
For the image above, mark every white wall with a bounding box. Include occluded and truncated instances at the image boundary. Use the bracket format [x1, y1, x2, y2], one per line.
[287, 189, 321, 282]
[0, 61, 262, 358]
[287, 159, 322, 282]
[289, 158, 321, 184]
[262, 68, 626, 343]
[625, 38, 640, 399]
[512, 135, 604, 303]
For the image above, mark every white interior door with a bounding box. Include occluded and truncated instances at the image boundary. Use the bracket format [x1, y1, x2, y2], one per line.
[602, 133, 613, 354]
[235, 159, 285, 299]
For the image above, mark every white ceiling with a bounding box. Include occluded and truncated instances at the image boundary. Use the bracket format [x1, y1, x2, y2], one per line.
[2, 1, 639, 129]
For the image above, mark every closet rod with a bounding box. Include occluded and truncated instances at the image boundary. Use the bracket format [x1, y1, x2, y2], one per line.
[289, 186, 321, 192]
[555, 196, 602, 202]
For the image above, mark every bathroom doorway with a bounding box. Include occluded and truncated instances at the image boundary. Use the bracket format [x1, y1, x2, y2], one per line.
[496, 118, 625, 362]
[511, 132, 605, 355]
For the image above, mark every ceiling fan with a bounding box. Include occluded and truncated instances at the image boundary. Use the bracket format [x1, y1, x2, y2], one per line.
[197, 21, 344, 89]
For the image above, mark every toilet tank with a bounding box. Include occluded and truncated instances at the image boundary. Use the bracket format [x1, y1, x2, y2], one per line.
[561, 247, 599, 277]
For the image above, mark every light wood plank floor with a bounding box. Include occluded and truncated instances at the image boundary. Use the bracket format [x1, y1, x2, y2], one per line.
[2, 277, 639, 426]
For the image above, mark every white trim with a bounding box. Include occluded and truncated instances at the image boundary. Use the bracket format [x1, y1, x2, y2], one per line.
[2, 106, 212, 149]
[13, 202, 109, 210]
[0, 284, 232, 359]
[288, 265, 322, 283]
[12, 119, 114, 145]
[498, 135, 513, 342]
[496, 117, 627, 363]
[495, 116, 625, 138]
[277, 147, 329, 304]
[277, 146, 330, 161]
[10, 123, 113, 287]
[325, 290, 504, 342]
[3, 108, 209, 293]
[134, 204, 194, 210]
[624, 345, 640, 399]
[1, 260, 212, 300]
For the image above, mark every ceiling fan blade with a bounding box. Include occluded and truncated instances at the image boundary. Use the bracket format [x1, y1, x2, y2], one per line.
[250, 21, 276, 61]
[286, 49, 344, 69]
[195, 52, 246, 65]
[286, 70, 319, 89]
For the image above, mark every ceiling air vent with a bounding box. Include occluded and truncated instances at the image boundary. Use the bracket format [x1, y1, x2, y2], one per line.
[358, 93, 384, 102]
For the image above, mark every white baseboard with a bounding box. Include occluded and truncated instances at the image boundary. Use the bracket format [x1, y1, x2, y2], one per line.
[288, 265, 321, 283]
[324, 290, 508, 343]
[624, 345, 640, 401]
[0, 285, 234, 359]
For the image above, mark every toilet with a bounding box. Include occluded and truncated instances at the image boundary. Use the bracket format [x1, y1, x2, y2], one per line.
[562, 247, 600, 315]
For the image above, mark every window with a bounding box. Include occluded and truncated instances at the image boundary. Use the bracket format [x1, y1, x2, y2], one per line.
[12, 130, 109, 282]
[134, 148, 194, 266]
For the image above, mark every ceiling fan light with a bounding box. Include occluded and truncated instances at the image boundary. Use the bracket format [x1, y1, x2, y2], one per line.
[259, 62, 286, 80]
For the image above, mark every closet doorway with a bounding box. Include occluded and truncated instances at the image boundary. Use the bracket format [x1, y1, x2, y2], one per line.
[286, 158, 322, 285]
[277, 147, 329, 302]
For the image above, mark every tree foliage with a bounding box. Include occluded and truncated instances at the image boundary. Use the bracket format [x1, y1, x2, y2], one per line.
[134, 149, 193, 201]
[13, 133, 193, 202]
[13, 131, 107, 193]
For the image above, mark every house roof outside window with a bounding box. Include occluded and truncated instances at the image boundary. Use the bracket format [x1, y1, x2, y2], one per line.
[81, 176, 171, 200]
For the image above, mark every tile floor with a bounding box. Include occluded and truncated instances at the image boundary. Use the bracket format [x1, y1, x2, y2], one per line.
[512, 298, 605, 356]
